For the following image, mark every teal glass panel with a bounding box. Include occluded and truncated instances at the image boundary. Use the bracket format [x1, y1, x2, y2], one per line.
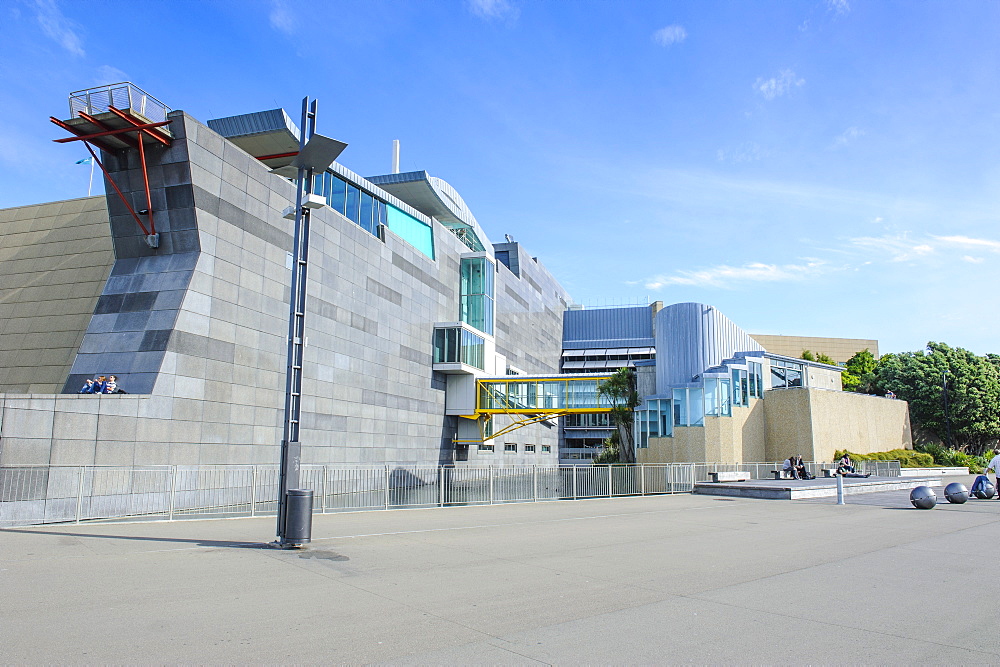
[386, 205, 435, 259]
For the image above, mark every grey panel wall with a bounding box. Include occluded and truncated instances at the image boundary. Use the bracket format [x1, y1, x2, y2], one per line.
[563, 306, 655, 349]
[655, 302, 764, 389]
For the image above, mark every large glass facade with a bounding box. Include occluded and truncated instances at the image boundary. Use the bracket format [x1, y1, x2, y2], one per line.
[635, 398, 672, 448]
[433, 326, 485, 370]
[314, 171, 435, 259]
[704, 378, 732, 417]
[478, 378, 612, 412]
[460, 256, 495, 335]
[673, 387, 705, 427]
[770, 359, 804, 389]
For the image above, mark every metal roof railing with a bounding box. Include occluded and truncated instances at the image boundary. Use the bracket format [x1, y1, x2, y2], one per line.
[68, 82, 171, 123]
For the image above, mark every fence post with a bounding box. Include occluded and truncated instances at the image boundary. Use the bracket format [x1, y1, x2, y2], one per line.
[168, 465, 177, 521]
[489, 465, 494, 505]
[384, 465, 390, 510]
[250, 466, 258, 517]
[607, 464, 613, 497]
[532, 465, 538, 502]
[640, 463, 646, 496]
[572, 466, 578, 500]
[439, 466, 445, 507]
[320, 466, 327, 514]
[75, 466, 86, 524]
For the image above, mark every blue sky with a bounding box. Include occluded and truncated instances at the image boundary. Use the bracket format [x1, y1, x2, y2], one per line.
[1, 0, 998, 356]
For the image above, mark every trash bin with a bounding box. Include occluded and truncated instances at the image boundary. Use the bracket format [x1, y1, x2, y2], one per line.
[284, 489, 313, 545]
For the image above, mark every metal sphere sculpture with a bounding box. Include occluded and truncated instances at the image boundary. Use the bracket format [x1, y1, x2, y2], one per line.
[974, 481, 996, 500]
[944, 482, 969, 504]
[909, 485, 937, 509]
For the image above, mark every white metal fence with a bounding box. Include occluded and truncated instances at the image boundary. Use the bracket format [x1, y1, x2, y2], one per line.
[0, 460, 900, 528]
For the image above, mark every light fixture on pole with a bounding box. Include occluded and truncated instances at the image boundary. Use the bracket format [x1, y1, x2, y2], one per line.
[274, 96, 347, 548]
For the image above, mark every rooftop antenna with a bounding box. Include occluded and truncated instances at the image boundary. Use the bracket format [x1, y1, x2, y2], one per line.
[391, 139, 400, 174]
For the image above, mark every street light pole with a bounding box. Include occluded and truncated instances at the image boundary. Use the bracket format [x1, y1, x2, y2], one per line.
[942, 369, 953, 450]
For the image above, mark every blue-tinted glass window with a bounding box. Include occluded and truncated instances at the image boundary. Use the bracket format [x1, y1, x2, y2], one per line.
[360, 192, 375, 234]
[346, 185, 360, 224]
[328, 176, 346, 215]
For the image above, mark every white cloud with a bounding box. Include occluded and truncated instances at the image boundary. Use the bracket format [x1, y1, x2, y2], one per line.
[933, 235, 1000, 252]
[716, 142, 768, 164]
[848, 234, 935, 262]
[652, 25, 687, 46]
[467, 0, 519, 22]
[32, 0, 84, 57]
[753, 69, 805, 100]
[834, 126, 865, 147]
[644, 260, 827, 290]
[826, 0, 851, 15]
[94, 65, 128, 86]
[269, 0, 294, 35]
[963, 256, 985, 264]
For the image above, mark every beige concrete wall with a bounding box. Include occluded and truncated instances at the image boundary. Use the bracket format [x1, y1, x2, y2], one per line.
[806, 389, 912, 461]
[750, 334, 878, 364]
[0, 197, 113, 392]
[638, 398, 767, 463]
[763, 389, 816, 462]
[807, 365, 843, 391]
[764, 388, 911, 462]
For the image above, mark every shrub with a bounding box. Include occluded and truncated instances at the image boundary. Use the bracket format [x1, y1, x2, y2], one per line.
[834, 449, 933, 468]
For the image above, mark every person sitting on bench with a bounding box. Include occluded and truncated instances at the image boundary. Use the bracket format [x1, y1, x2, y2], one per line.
[837, 453, 855, 475]
[794, 455, 815, 480]
[782, 457, 796, 479]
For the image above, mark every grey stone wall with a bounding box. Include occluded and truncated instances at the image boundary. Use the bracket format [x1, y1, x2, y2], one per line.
[1, 110, 569, 467]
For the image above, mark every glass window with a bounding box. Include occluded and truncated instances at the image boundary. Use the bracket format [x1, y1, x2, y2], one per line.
[346, 185, 360, 224]
[360, 192, 376, 235]
[433, 327, 484, 370]
[542, 445, 551, 453]
[460, 257, 495, 335]
[478, 443, 494, 451]
[328, 175, 347, 215]
[525, 445, 536, 453]
[504, 443, 517, 452]
[386, 205, 435, 259]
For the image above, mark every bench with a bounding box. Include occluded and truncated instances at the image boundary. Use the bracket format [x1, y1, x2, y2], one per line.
[771, 469, 793, 480]
[709, 471, 750, 483]
[822, 468, 838, 478]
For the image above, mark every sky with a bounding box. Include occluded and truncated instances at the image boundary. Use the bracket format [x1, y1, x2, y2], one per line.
[1, 0, 998, 356]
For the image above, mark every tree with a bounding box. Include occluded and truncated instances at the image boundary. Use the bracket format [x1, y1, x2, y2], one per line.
[842, 348, 877, 393]
[802, 350, 837, 365]
[876, 342, 1000, 455]
[597, 368, 640, 463]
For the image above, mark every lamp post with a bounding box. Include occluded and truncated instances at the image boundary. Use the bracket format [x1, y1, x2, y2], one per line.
[942, 369, 953, 450]
[274, 97, 347, 547]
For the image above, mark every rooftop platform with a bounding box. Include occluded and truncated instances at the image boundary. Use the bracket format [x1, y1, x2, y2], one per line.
[694, 475, 943, 500]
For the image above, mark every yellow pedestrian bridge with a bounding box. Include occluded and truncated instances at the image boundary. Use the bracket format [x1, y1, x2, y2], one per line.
[455, 374, 616, 443]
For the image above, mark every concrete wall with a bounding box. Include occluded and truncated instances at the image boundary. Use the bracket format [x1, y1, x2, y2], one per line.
[638, 399, 766, 464]
[764, 388, 912, 462]
[636, 388, 909, 465]
[0, 197, 114, 392]
[0, 110, 568, 468]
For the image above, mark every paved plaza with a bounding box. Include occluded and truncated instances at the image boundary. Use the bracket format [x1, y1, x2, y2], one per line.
[2, 475, 999, 664]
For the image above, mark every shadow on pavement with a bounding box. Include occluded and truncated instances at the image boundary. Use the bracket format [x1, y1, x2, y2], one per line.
[0, 527, 272, 549]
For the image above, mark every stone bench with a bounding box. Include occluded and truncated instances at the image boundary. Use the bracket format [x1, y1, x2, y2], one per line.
[822, 468, 838, 478]
[771, 469, 793, 480]
[708, 471, 750, 483]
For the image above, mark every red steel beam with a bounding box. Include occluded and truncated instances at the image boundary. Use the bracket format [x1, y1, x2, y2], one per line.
[106, 106, 172, 146]
[83, 142, 151, 237]
[77, 111, 139, 149]
[255, 151, 299, 161]
[51, 119, 172, 143]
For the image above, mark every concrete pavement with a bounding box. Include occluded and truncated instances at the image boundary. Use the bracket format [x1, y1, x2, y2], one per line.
[2, 479, 999, 664]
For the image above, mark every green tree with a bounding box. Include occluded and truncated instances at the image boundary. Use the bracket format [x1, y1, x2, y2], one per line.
[597, 368, 640, 464]
[801, 350, 837, 365]
[876, 342, 1000, 455]
[842, 348, 878, 393]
